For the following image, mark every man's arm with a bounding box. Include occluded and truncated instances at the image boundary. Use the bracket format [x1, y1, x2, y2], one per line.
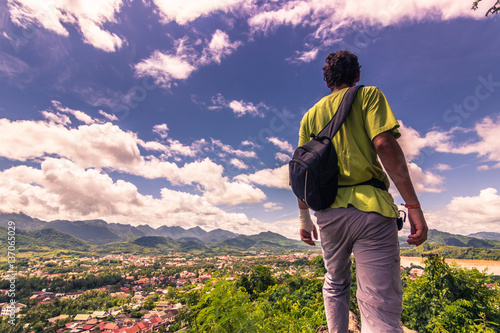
[373, 131, 428, 246]
[298, 199, 318, 246]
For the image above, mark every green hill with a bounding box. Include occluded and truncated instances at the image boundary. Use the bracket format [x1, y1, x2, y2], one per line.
[0, 227, 92, 252]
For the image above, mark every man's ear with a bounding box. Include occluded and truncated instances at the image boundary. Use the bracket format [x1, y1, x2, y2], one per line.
[355, 71, 361, 83]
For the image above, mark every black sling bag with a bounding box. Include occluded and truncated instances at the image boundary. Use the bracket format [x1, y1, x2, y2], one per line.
[289, 85, 387, 211]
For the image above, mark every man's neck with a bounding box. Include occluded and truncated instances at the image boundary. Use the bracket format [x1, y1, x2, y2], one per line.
[331, 83, 353, 93]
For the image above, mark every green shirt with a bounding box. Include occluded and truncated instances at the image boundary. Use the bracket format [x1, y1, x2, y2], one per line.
[298, 86, 400, 218]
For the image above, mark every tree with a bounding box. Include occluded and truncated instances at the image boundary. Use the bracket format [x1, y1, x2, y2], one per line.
[472, 0, 500, 16]
[402, 255, 500, 332]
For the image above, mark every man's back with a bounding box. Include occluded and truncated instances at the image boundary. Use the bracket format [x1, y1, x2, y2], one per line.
[298, 86, 400, 218]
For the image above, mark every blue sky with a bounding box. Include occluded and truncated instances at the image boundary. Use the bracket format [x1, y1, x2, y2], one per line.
[0, 0, 499, 239]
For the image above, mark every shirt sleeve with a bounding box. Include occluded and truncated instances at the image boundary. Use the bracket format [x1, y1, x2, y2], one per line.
[363, 87, 401, 140]
[298, 112, 312, 147]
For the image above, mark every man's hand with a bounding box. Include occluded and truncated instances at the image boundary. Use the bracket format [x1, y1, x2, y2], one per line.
[407, 208, 428, 246]
[300, 227, 318, 246]
[299, 208, 318, 246]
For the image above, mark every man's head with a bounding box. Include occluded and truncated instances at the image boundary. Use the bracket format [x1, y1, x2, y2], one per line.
[323, 50, 361, 89]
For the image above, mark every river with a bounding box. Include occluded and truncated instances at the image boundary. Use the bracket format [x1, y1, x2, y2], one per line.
[400, 256, 500, 276]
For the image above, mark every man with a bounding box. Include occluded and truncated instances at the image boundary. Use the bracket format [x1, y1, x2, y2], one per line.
[297, 50, 428, 332]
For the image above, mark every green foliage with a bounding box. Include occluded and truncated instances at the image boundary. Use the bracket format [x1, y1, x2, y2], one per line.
[400, 243, 500, 260]
[186, 275, 327, 333]
[238, 265, 277, 299]
[402, 255, 500, 332]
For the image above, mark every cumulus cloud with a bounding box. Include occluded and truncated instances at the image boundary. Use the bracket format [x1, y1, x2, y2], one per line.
[423, 188, 500, 235]
[134, 51, 196, 89]
[397, 121, 451, 162]
[0, 158, 269, 234]
[435, 163, 452, 171]
[230, 158, 249, 170]
[51, 100, 96, 125]
[153, 123, 169, 139]
[268, 137, 294, 154]
[287, 47, 319, 64]
[263, 202, 283, 212]
[7, 0, 126, 52]
[211, 139, 257, 158]
[134, 31, 242, 89]
[437, 114, 500, 169]
[248, 0, 487, 62]
[0, 118, 265, 206]
[201, 30, 243, 64]
[275, 152, 291, 163]
[208, 93, 268, 117]
[235, 164, 290, 189]
[151, 0, 252, 25]
[98, 110, 118, 121]
[407, 162, 445, 193]
[41, 111, 71, 125]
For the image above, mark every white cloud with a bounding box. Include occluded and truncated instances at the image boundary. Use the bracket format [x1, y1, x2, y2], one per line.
[41, 111, 71, 125]
[209, 93, 268, 117]
[263, 202, 283, 212]
[134, 31, 242, 89]
[397, 122, 451, 162]
[0, 117, 265, 206]
[235, 164, 290, 189]
[407, 162, 445, 193]
[424, 188, 500, 235]
[248, 0, 487, 62]
[201, 30, 243, 64]
[435, 163, 452, 171]
[228, 100, 265, 117]
[7, 0, 126, 52]
[0, 158, 269, 234]
[151, 0, 252, 25]
[153, 123, 169, 139]
[134, 51, 196, 89]
[275, 152, 291, 163]
[287, 47, 319, 64]
[267, 137, 294, 154]
[230, 158, 249, 170]
[211, 139, 257, 158]
[98, 110, 118, 122]
[51, 100, 96, 125]
[241, 140, 261, 149]
[438, 115, 500, 168]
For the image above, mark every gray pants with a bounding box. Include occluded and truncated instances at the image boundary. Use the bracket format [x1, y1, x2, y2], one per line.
[315, 206, 403, 333]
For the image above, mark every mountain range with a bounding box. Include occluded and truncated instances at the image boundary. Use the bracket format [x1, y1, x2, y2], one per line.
[1, 212, 500, 255]
[0, 212, 313, 253]
[0, 212, 239, 245]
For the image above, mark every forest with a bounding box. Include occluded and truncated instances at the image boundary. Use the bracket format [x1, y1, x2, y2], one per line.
[1, 254, 499, 333]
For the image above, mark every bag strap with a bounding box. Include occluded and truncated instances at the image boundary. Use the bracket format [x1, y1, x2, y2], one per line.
[338, 178, 388, 191]
[316, 85, 388, 192]
[317, 85, 364, 139]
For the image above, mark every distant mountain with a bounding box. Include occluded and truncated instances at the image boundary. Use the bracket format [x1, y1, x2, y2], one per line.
[0, 212, 47, 230]
[48, 219, 122, 245]
[0, 227, 91, 252]
[400, 229, 500, 249]
[4, 213, 499, 256]
[467, 232, 500, 241]
[0, 213, 238, 245]
[201, 229, 238, 243]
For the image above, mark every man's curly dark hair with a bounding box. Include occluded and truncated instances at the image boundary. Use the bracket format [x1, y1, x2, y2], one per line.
[323, 51, 361, 88]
